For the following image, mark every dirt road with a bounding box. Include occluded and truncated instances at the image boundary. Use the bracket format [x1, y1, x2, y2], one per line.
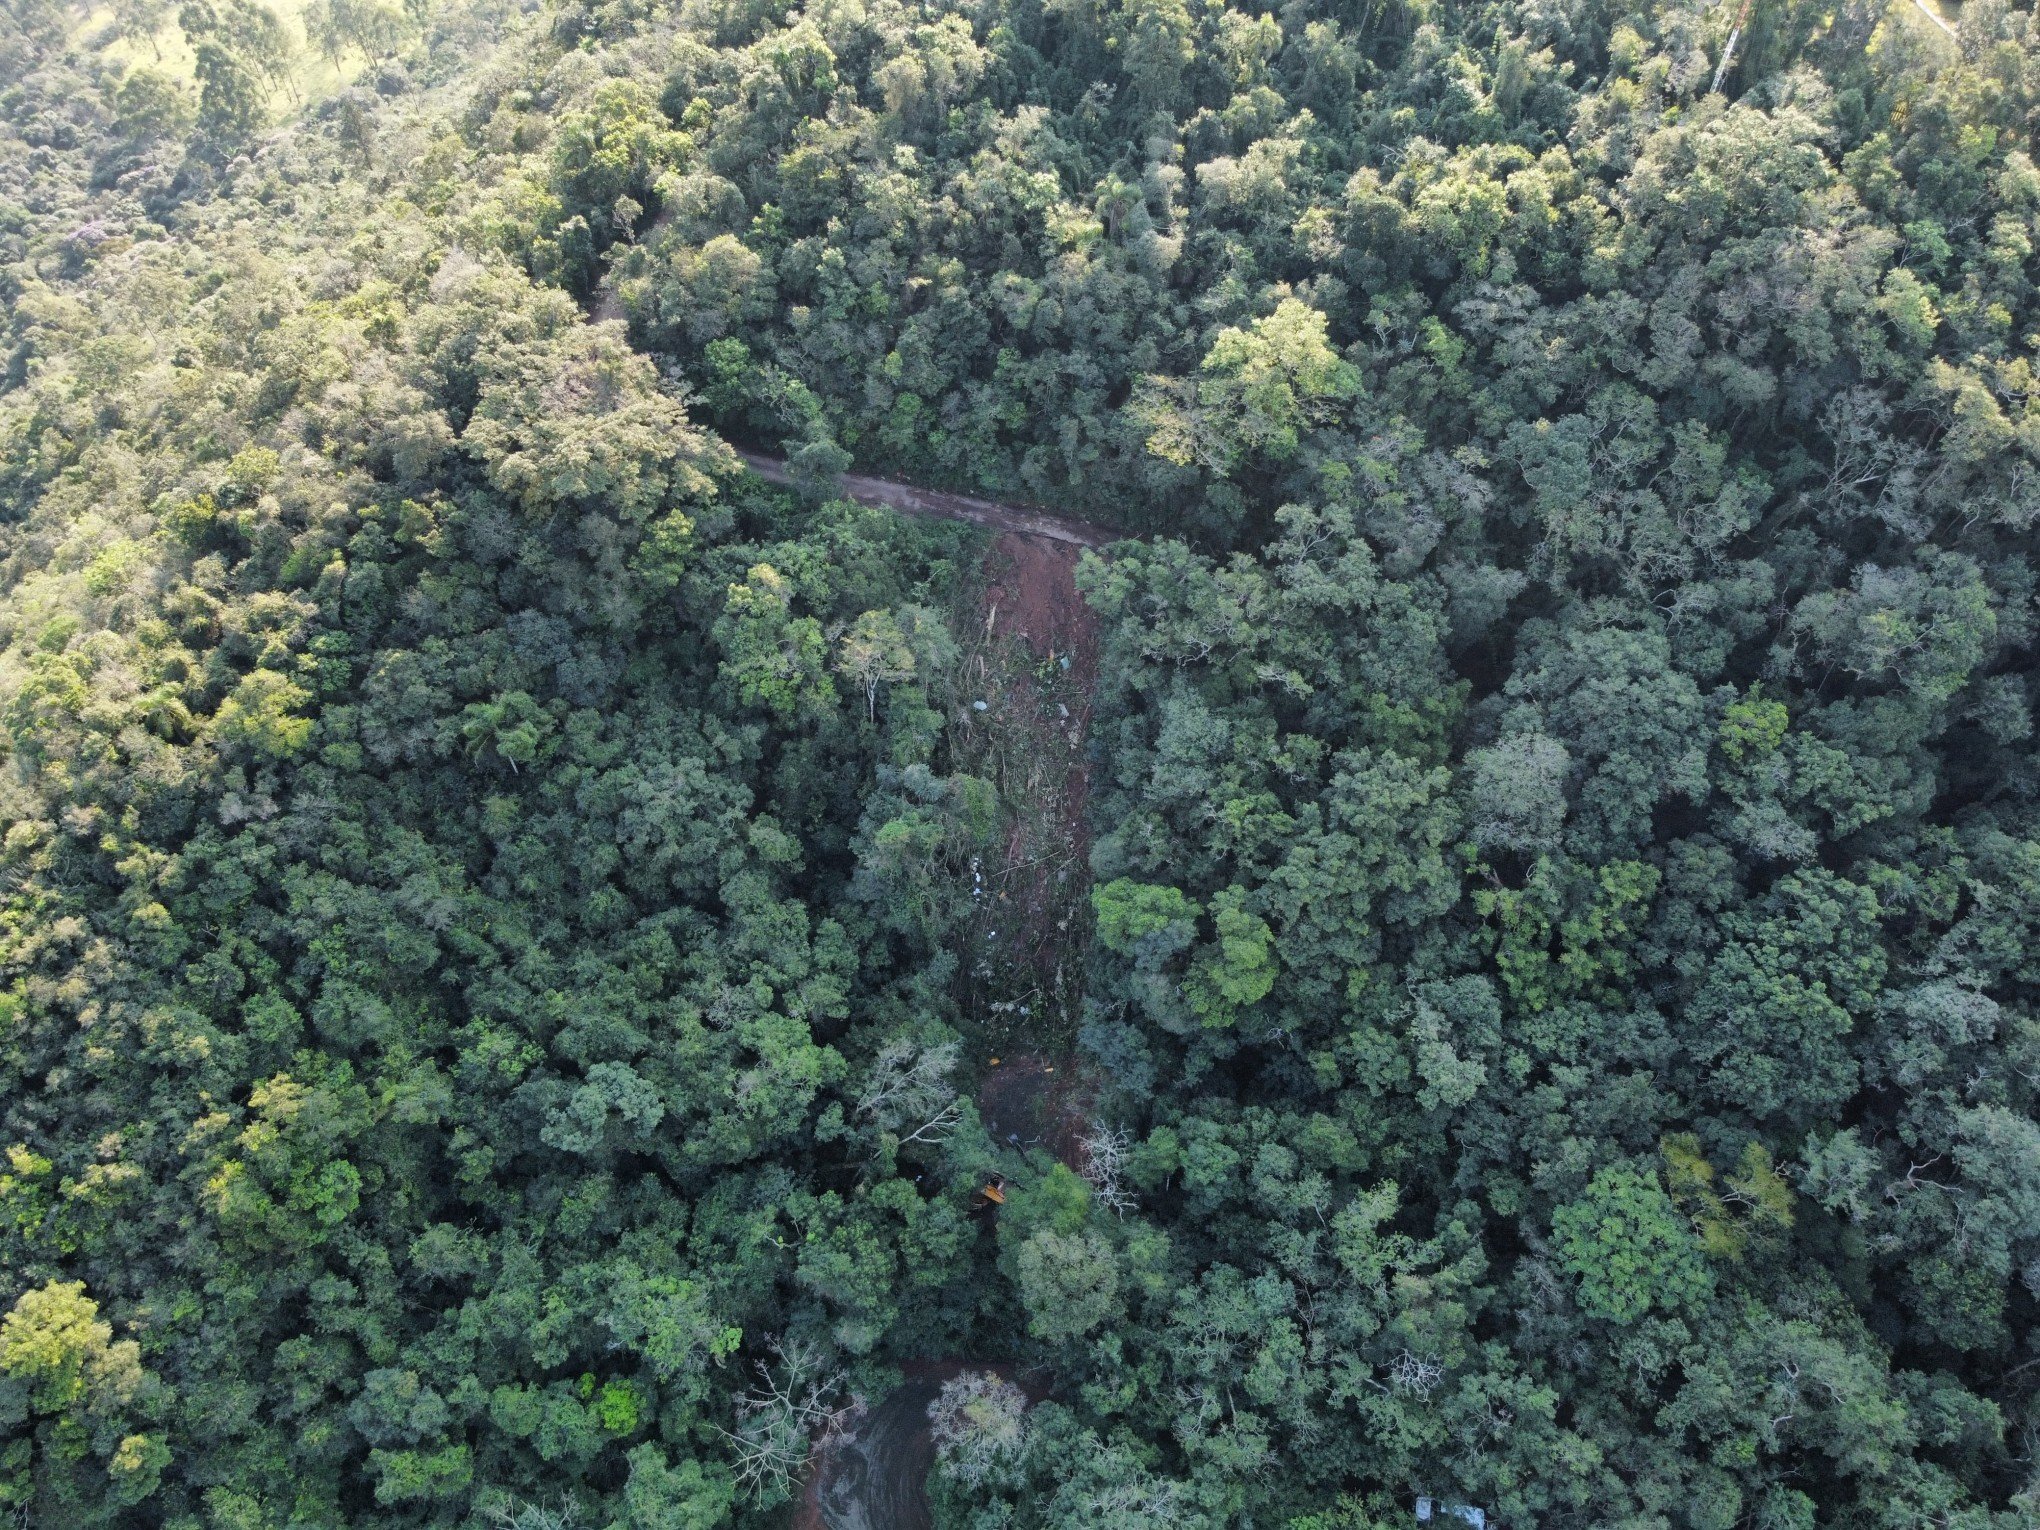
[798, 1376, 944, 1530]
[736, 451, 1119, 549]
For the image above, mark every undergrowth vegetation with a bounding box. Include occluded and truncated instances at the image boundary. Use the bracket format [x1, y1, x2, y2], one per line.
[2, 0, 2039, 1522]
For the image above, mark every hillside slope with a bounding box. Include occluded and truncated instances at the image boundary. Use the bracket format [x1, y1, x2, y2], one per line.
[2, 0, 2040, 1525]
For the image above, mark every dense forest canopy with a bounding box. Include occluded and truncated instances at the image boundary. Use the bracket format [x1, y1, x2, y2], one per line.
[2, 0, 2040, 1522]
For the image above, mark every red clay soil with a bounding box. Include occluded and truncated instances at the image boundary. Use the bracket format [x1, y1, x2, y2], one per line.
[971, 534, 1101, 1171]
[980, 530, 1100, 850]
[781, 482, 1108, 1530]
[981, 531, 1103, 668]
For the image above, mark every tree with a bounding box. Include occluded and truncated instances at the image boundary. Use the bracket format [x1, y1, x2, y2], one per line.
[854, 1037, 963, 1148]
[837, 609, 917, 720]
[1115, 0, 1194, 109]
[0, 1282, 125, 1413]
[111, 69, 192, 142]
[928, 1372, 1029, 1486]
[0, 1283, 168, 1511]
[1136, 300, 1361, 473]
[1688, 870, 1885, 1122]
[1464, 732, 1569, 854]
[1014, 1230, 1121, 1343]
[305, 0, 411, 66]
[224, 0, 299, 104]
[1091, 879, 1199, 958]
[1182, 886, 1275, 1027]
[190, 38, 263, 145]
[1553, 1166, 1713, 1323]
[461, 690, 554, 771]
[716, 565, 833, 721]
[612, 1444, 733, 1530]
[107, 0, 171, 57]
[211, 668, 314, 758]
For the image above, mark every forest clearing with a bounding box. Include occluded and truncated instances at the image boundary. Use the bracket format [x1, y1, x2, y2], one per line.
[4, 0, 2040, 1522]
[790, 491, 1105, 1530]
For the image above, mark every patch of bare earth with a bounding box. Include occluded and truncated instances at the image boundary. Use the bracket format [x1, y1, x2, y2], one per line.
[953, 531, 1099, 1050]
[792, 531, 1107, 1530]
[790, 1362, 1053, 1530]
[979, 1052, 1094, 1167]
[965, 532, 1106, 1168]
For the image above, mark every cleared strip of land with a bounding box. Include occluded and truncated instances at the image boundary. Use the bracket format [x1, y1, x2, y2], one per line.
[737, 451, 1120, 549]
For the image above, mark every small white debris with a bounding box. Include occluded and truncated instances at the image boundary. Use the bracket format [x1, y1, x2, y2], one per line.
[972, 700, 989, 711]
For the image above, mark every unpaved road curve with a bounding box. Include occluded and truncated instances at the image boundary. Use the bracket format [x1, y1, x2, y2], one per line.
[802, 1375, 945, 1530]
[796, 1363, 1041, 1530]
[737, 451, 1120, 549]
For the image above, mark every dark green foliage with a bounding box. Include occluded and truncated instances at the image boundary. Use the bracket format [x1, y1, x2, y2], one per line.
[1, 0, 2039, 1523]
[0, 58, 995, 1516]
